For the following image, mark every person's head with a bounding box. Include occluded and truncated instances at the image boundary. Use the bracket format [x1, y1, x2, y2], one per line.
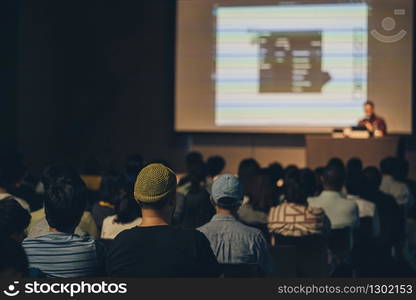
[327, 157, 345, 170]
[345, 174, 364, 196]
[114, 196, 141, 224]
[299, 168, 318, 197]
[266, 162, 284, 186]
[44, 175, 87, 233]
[245, 170, 275, 213]
[206, 156, 226, 178]
[393, 158, 409, 181]
[364, 100, 375, 118]
[322, 163, 346, 192]
[125, 154, 145, 182]
[362, 166, 382, 193]
[0, 237, 28, 277]
[285, 170, 308, 205]
[347, 158, 363, 176]
[99, 175, 124, 206]
[211, 174, 243, 214]
[188, 160, 207, 193]
[134, 163, 177, 222]
[380, 156, 397, 176]
[0, 198, 31, 243]
[238, 158, 260, 194]
[41, 163, 81, 191]
[185, 152, 204, 172]
[0, 158, 25, 192]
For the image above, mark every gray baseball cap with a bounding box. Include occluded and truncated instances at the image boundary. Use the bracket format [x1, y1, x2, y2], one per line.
[211, 174, 243, 207]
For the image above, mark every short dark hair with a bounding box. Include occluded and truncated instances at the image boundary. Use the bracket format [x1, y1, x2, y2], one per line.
[206, 156, 226, 177]
[0, 198, 31, 239]
[185, 152, 204, 170]
[323, 164, 345, 191]
[364, 100, 375, 107]
[363, 166, 382, 190]
[380, 157, 397, 175]
[44, 176, 87, 232]
[115, 196, 140, 224]
[41, 163, 81, 190]
[0, 237, 28, 276]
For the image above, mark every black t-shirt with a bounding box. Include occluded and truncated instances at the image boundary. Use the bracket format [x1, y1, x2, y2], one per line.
[106, 225, 221, 278]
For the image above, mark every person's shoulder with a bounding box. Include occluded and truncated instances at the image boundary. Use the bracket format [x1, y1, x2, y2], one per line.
[102, 215, 116, 226]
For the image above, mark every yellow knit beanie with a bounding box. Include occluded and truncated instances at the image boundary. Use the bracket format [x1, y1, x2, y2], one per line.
[134, 163, 177, 203]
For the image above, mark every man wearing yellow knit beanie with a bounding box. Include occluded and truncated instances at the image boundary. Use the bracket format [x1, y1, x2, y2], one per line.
[107, 163, 221, 277]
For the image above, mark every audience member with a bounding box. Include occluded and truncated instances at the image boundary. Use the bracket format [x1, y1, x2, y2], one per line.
[0, 159, 30, 211]
[238, 158, 260, 197]
[0, 237, 29, 277]
[362, 167, 403, 258]
[206, 155, 226, 180]
[308, 164, 359, 229]
[177, 160, 215, 229]
[107, 163, 221, 277]
[92, 175, 122, 230]
[23, 175, 105, 277]
[0, 197, 31, 243]
[269, 170, 330, 239]
[380, 157, 413, 209]
[178, 151, 204, 187]
[345, 175, 380, 237]
[101, 196, 142, 240]
[238, 170, 275, 231]
[198, 174, 274, 275]
[28, 164, 98, 238]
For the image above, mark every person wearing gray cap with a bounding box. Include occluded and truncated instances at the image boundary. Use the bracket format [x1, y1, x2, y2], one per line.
[197, 174, 274, 275]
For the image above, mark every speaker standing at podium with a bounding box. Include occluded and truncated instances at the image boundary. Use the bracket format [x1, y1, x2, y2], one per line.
[358, 101, 387, 137]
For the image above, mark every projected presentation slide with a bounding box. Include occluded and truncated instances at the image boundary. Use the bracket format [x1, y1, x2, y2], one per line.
[215, 3, 368, 127]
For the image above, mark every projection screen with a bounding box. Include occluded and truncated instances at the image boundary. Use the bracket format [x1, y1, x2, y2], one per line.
[175, 0, 413, 134]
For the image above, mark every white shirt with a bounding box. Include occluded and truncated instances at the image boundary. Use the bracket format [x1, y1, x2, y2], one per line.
[347, 194, 380, 237]
[308, 191, 359, 229]
[101, 215, 142, 240]
[380, 175, 412, 206]
[0, 192, 30, 212]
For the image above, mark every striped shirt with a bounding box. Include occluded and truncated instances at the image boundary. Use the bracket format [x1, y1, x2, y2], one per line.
[23, 232, 104, 278]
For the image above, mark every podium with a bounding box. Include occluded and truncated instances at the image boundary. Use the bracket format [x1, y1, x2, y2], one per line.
[306, 135, 401, 169]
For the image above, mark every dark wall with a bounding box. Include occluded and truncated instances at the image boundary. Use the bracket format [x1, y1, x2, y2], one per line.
[18, 0, 188, 173]
[1, 0, 20, 148]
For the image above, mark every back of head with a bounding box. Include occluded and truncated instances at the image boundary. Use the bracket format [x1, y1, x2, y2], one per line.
[211, 174, 243, 210]
[188, 160, 207, 193]
[185, 152, 204, 171]
[115, 196, 141, 224]
[327, 157, 345, 170]
[238, 158, 260, 194]
[125, 154, 145, 180]
[45, 175, 87, 233]
[0, 237, 28, 277]
[322, 163, 345, 191]
[134, 163, 177, 210]
[99, 175, 124, 206]
[246, 170, 274, 212]
[345, 173, 364, 196]
[380, 157, 397, 175]
[363, 166, 382, 191]
[285, 170, 309, 205]
[347, 158, 363, 176]
[0, 153, 26, 191]
[206, 156, 226, 178]
[0, 198, 31, 242]
[266, 162, 284, 184]
[299, 168, 318, 197]
[42, 163, 81, 191]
